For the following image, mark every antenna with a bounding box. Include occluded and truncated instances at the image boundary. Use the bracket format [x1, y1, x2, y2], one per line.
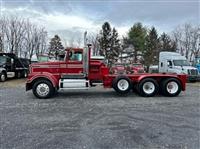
[84, 31, 87, 47]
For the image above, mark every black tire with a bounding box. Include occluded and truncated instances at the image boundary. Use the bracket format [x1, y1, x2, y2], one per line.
[138, 78, 159, 97]
[32, 80, 55, 99]
[112, 76, 132, 94]
[188, 79, 196, 83]
[15, 71, 21, 78]
[132, 83, 138, 93]
[23, 70, 28, 78]
[160, 78, 181, 97]
[0, 72, 7, 82]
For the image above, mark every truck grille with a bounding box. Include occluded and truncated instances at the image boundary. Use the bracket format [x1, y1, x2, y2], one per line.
[188, 69, 198, 75]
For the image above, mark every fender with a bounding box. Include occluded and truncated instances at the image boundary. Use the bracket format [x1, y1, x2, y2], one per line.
[27, 72, 59, 88]
[137, 74, 179, 81]
[0, 67, 6, 73]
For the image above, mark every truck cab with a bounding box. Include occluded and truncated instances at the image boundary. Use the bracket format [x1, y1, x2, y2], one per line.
[159, 52, 199, 82]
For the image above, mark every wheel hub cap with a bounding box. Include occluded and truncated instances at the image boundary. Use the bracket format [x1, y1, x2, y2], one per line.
[143, 82, 155, 94]
[117, 79, 129, 91]
[36, 83, 50, 97]
[167, 81, 178, 94]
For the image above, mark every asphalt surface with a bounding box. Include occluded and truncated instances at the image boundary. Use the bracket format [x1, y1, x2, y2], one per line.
[0, 79, 200, 149]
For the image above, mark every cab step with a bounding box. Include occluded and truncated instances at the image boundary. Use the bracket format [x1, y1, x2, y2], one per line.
[59, 78, 90, 89]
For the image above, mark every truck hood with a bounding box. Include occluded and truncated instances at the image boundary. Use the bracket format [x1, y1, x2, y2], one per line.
[31, 61, 62, 67]
[174, 66, 197, 70]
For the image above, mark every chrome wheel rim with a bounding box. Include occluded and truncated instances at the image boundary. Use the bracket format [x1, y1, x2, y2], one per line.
[36, 83, 50, 97]
[117, 79, 129, 91]
[166, 81, 178, 94]
[143, 82, 155, 94]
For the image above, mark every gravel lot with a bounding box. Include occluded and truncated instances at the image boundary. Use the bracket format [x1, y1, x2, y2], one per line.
[0, 79, 200, 149]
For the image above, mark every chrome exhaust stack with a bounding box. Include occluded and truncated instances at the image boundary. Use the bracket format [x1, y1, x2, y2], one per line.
[83, 31, 90, 78]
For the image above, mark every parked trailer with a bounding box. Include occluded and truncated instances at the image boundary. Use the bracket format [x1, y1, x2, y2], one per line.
[26, 46, 187, 99]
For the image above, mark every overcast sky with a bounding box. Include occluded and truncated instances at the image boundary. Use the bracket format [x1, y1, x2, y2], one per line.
[1, 0, 199, 45]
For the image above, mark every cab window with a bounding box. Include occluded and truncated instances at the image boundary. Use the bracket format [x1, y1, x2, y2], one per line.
[0, 56, 7, 64]
[167, 60, 172, 67]
[69, 51, 82, 62]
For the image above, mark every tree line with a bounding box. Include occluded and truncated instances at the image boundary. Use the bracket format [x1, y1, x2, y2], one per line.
[0, 16, 48, 59]
[0, 16, 199, 68]
[96, 22, 199, 68]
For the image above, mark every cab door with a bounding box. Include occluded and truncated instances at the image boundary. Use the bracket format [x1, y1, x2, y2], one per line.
[167, 60, 174, 73]
[66, 49, 83, 74]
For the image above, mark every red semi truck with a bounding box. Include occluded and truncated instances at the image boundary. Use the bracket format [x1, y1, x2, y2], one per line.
[26, 44, 187, 99]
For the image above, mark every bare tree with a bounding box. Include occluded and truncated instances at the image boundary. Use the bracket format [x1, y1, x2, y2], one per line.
[0, 16, 48, 58]
[0, 18, 6, 52]
[172, 23, 200, 62]
[87, 33, 100, 56]
[69, 37, 75, 47]
[172, 26, 183, 54]
[189, 26, 200, 61]
[3, 17, 26, 55]
[76, 37, 82, 48]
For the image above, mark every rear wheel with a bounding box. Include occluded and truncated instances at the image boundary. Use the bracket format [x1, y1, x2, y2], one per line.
[32, 80, 55, 99]
[138, 78, 158, 97]
[0, 72, 6, 82]
[161, 78, 181, 97]
[113, 76, 132, 94]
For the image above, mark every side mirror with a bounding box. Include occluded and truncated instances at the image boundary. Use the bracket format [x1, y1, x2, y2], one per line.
[69, 51, 72, 57]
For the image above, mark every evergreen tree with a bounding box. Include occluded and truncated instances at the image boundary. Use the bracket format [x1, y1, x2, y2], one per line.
[49, 35, 64, 60]
[110, 27, 121, 63]
[99, 22, 111, 58]
[159, 32, 176, 52]
[98, 22, 120, 66]
[144, 27, 159, 70]
[127, 22, 147, 63]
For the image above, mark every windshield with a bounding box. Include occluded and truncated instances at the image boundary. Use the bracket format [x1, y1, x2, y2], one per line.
[196, 58, 200, 64]
[70, 52, 82, 61]
[173, 60, 190, 66]
[0, 56, 7, 65]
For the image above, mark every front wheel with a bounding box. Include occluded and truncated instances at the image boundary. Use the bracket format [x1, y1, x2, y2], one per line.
[32, 80, 55, 99]
[138, 78, 158, 97]
[113, 76, 132, 94]
[160, 78, 181, 97]
[23, 70, 28, 78]
[0, 72, 7, 82]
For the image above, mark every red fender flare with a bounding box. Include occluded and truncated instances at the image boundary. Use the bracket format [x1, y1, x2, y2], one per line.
[27, 72, 59, 88]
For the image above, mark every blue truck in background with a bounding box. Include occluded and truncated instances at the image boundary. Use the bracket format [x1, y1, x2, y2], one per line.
[194, 56, 200, 73]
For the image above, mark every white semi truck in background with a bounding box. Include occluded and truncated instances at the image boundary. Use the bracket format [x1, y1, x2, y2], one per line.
[159, 52, 199, 82]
